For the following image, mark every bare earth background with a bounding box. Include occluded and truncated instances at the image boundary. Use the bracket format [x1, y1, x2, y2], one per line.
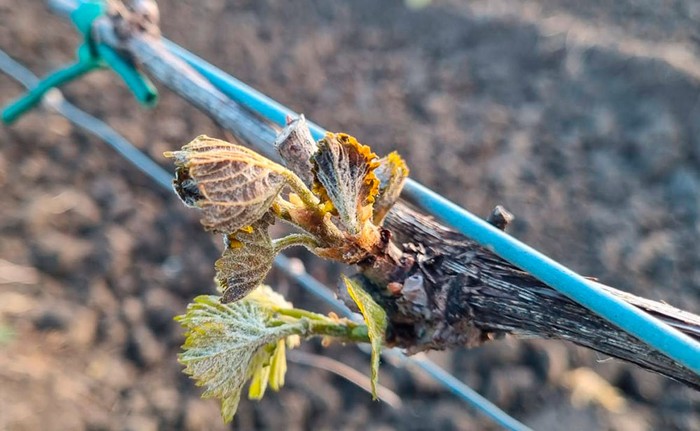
[1, 0, 700, 430]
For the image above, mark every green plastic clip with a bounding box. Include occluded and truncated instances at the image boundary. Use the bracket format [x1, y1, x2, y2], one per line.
[2, 1, 157, 124]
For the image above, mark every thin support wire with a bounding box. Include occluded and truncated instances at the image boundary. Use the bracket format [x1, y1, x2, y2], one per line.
[0, 49, 532, 431]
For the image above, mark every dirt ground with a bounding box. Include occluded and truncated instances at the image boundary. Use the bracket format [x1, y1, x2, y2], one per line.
[1, 0, 700, 430]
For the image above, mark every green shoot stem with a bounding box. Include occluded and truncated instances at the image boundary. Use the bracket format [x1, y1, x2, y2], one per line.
[272, 308, 370, 344]
[271, 197, 294, 222]
[275, 307, 332, 321]
[306, 320, 370, 343]
[272, 233, 321, 253]
[282, 169, 320, 208]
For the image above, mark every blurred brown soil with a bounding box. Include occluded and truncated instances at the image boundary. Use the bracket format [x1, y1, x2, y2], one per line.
[1, 0, 700, 430]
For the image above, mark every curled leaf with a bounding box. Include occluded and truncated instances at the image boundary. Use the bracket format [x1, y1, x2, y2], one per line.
[343, 275, 387, 399]
[216, 217, 275, 303]
[165, 135, 289, 233]
[373, 152, 409, 224]
[312, 133, 380, 234]
[176, 293, 303, 423]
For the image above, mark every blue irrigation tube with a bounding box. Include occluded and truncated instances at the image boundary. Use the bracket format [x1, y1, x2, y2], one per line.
[0, 48, 531, 431]
[163, 40, 328, 140]
[163, 40, 700, 375]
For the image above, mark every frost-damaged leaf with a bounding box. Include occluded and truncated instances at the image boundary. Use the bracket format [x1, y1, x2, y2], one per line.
[164, 135, 289, 233]
[216, 217, 275, 303]
[373, 152, 409, 224]
[175, 293, 301, 423]
[343, 275, 387, 399]
[312, 133, 380, 234]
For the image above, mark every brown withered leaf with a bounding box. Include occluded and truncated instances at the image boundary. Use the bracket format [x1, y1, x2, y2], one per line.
[165, 135, 288, 233]
[311, 133, 380, 234]
[373, 152, 409, 224]
[216, 216, 275, 303]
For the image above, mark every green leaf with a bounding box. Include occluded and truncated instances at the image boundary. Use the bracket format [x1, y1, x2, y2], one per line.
[165, 135, 290, 233]
[216, 217, 275, 303]
[247, 348, 272, 400]
[248, 337, 288, 398]
[373, 152, 409, 224]
[312, 133, 380, 234]
[268, 339, 287, 391]
[342, 275, 387, 399]
[175, 293, 302, 423]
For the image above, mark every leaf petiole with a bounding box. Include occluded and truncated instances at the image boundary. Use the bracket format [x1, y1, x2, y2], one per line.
[272, 233, 321, 253]
[281, 169, 320, 208]
[271, 308, 371, 344]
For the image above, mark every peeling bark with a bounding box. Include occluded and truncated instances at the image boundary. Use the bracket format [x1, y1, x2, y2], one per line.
[352, 202, 700, 390]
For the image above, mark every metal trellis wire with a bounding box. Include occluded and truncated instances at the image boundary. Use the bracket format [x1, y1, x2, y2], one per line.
[0, 49, 533, 431]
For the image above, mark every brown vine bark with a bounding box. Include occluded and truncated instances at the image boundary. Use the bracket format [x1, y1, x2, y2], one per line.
[352, 202, 700, 390]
